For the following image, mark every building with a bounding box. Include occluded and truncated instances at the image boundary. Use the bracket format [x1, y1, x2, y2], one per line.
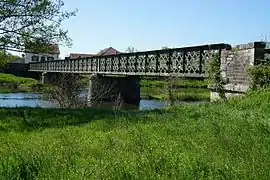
[68, 53, 95, 60]
[96, 47, 121, 56]
[24, 44, 60, 64]
[67, 47, 121, 60]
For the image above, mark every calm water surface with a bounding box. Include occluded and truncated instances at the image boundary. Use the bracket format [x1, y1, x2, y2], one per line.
[0, 93, 207, 110]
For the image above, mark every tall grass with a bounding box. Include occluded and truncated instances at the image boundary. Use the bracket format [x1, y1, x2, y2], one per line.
[0, 89, 269, 179]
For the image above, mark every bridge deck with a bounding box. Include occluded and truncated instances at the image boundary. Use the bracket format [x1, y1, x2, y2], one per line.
[29, 43, 231, 77]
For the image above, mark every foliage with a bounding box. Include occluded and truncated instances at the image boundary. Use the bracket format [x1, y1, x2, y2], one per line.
[0, 0, 77, 53]
[0, 50, 20, 68]
[0, 73, 43, 92]
[161, 46, 170, 50]
[205, 53, 226, 100]
[126, 46, 138, 53]
[0, 89, 270, 179]
[247, 65, 270, 90]
[246, 50, 270, 90]
[45, 73, 87, 108]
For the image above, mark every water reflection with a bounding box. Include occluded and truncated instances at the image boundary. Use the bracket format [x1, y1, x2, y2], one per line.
[0, 93, 208, 110]
[0, 93, 57, 108]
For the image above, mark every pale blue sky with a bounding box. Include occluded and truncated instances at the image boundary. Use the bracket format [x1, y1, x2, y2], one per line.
[59, 0, 270, 58]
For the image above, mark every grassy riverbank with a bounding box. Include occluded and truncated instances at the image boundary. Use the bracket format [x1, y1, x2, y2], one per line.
[0, 73, 43, 93]
[141, 87, 210, 101]
[0, 89, 269, 179]
[141, 79, 209, 88]
[141, 79, 210, 101]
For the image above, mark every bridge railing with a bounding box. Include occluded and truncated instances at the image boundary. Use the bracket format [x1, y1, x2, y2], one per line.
[29, 43, 231, 77]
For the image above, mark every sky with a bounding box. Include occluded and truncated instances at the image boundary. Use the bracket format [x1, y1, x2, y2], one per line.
[58, 0, 270, 58]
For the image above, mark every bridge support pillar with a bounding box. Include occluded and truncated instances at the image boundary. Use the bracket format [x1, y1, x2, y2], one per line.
[87, 74, 141, 107]
[209, 41, 266, 101]
[41, 72, 56, 84]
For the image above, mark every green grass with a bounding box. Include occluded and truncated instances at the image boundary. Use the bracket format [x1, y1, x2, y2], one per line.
[0, 73, 43, 93]
[141, 87, 210, 101]
[141, 79, 209, 88]
[0, 89, 269, 179]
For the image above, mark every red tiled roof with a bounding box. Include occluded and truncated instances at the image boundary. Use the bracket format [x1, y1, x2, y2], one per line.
[67, 47, 122, 59]
[96, 47, 121, 56]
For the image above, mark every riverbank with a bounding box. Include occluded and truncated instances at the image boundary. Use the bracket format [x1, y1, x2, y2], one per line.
[0, 89, 269, 179]
[141, 78, 209, 88]
[0, 73, 43, 93]
[141, 79, 210, 101]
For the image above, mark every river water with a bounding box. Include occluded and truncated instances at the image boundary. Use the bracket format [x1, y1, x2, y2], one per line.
[0, 93, 207, 110]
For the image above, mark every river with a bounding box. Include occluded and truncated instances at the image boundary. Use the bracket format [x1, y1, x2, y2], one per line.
[0, 92, 208, 110]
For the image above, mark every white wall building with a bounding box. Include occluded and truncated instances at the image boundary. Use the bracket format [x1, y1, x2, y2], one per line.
[24, 44, 60, 64]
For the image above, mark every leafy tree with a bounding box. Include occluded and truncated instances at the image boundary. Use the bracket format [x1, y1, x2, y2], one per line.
[161, 46, 170, 50]
[0, 0, 77, 54]
[0, 49, 20, 68]
[126, 46, 137, 53]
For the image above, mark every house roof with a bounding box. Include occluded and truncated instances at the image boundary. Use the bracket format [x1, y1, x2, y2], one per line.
[69, 53, 95, 59]
[67, 47, 122, 59]
[96, 47, 121, 56]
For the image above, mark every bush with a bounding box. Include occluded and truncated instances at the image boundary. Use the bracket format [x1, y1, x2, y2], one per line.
[247, 65, 270, 90]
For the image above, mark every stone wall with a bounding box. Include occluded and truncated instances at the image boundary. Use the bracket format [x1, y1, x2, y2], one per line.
[220, 42, 266, 92]
[210, 42, 266, 101]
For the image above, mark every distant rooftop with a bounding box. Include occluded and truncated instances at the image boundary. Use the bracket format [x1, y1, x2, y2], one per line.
[96, 47, 121, 56]
[67, 47, 122, 59]
[69, 53, 95, 59]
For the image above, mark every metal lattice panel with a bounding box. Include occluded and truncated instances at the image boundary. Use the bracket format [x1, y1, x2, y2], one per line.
[112, 56, 119, 72]
[91, 58, 97, 71]
[201, 49, 218, 73]
[171, 51, 184, 73]
[119, 56, 127, 73]
[99, 57, 106, 72]
[127, 55, 136, 73]
[106, 57, 112, 72]
[159, 53, 170, 73]
[147, 54, 157, 73]
[185, 51, 200, 74]
[137, 55, 146, 73]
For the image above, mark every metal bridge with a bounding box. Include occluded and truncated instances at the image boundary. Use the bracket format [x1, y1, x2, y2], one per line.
[29, 43, 231, 77]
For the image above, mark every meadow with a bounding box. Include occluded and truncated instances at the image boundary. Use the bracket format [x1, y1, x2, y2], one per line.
[0, 89, 269, 179]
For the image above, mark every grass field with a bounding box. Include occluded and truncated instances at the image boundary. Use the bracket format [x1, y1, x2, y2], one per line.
[0, 89, 269, 179]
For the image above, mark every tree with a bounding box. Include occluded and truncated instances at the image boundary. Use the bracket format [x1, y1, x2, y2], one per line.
[0, 0, 77, 54]
[126, 46, 137, 53]
[45, 73, 87, 108]
[161, 46, 170, 50]
[0, 49, 20, 68]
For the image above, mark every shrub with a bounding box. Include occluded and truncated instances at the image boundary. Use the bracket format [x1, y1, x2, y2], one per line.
[247, 65, 270, 90]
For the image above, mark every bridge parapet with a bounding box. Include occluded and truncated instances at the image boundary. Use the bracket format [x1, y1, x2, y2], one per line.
[29, 43, 231, 78]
